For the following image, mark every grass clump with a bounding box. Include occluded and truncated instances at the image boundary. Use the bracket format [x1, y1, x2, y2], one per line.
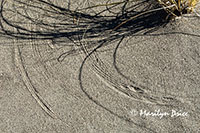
[157, 0, 199, 17]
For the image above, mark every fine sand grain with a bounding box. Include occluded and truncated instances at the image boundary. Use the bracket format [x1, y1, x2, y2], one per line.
[0, 0, 200, 132]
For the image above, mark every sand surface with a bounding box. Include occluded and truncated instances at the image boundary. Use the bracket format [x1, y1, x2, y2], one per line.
[0, 0, 200, 132]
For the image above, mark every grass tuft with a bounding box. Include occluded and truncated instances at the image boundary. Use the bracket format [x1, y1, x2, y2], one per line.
[157, 0, 199, 17]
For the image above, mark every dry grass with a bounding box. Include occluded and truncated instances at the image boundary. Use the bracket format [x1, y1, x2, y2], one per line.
[157, 0, 199, 17]
[81, 0, 199, 31]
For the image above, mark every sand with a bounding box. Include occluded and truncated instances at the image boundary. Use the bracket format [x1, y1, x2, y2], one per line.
[0, 0, 200, 132]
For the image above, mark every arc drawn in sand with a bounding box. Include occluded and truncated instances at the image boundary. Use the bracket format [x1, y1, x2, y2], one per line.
[0, 0, 200, 128]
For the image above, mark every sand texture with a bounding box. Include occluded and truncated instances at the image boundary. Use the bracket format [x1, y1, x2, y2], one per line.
[0, 0, 200, 132]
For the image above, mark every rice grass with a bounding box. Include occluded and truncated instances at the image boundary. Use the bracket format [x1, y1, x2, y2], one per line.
[157, 0, 199, 17]
[82, 0, 199, 31]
